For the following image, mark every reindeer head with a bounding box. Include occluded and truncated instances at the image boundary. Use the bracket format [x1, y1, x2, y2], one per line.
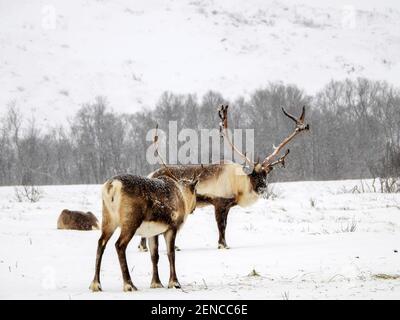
[218, 104, 309, 193]
[177, 174, 200, 214]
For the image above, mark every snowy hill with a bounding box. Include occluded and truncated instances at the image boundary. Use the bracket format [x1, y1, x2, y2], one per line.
[1, 0, 400, 125]
[1, 179, 400, 299]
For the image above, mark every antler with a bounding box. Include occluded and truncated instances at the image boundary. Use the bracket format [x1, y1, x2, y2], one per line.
[152, 124, 179, 181]
[218, 105, 254, 167]
[262, 106, 310, 169]
[264, 149, 290, 173]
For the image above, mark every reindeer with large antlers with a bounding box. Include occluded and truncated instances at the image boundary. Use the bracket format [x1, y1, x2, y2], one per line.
[139, 105, 309, 250]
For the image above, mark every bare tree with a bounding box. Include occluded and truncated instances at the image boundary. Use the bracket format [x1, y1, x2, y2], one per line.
[0, 78, 399, 186]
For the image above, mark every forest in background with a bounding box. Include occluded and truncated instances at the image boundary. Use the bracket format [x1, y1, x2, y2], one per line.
[0, 77, 399, 186]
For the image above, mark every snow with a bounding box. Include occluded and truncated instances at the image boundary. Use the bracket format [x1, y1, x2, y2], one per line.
[1, 179, 400, 299]
[1, 0, 400, 125]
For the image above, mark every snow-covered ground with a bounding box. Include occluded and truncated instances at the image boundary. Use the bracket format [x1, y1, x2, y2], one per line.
[1, 0, 400, 125]
[0, 179, 399, 300]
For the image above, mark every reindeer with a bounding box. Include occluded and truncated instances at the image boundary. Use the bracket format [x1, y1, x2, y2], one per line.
[139, 105, 309, 250]
[89, 130, 199, 292]
[57, 209, 100, 231]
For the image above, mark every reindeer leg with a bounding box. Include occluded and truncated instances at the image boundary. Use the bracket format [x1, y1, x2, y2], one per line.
[149, 235, 163, 288]
[164, 229, 181, 289]
[90, 202, 117, 292]
[89, 225, 116, 292]
[214, 198, 236, 249]
[215, 205, 230, 249]
[138, 237, 148, 252]
[115, 225, 138, 292]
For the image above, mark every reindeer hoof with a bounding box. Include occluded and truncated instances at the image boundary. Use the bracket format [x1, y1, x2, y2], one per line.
[150, 282, 164, 289]
[89, 281, 102, 292]
[138, 245, 148, 252]
[168, 281, 181, 289]
[175, 245, 181, 251]
[218, 243, 230, 249]
[123, 282, 138, 292]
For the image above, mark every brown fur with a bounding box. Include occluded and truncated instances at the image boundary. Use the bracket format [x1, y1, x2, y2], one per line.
[149, 163, 261, 206]
[143, 162, 266, 249]
[152, 164, 224, 181]
[89, 174, 198, 292]
[57, 210, 99, 231]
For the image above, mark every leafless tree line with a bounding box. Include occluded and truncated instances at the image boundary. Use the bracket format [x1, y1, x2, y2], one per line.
[0, 78, 399, 186]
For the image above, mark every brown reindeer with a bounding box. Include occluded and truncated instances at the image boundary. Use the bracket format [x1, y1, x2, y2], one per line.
[57, 209, 99, 231]
[89, 128, 199, 292]
[139, 105, 309, 250]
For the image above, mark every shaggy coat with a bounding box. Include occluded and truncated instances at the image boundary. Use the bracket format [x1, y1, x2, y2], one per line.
[90, 174, 197, 292]
[140, 162, 267, 249]
[57, 210, 100, 231]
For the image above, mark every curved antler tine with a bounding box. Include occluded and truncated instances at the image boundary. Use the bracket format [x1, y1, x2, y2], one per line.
[266, 148, 290, 169]
[219, 105, 229, 128]
[224, 105, 228, 123]
[282, 107, 298, 124]
[218, 105, 254, 167]
[218, 106, 223, 120]
[299, 105, 306, 123]
[283, 149, 290, 159]
[262, 104, 308, 167]
[153, 123, 159, 143]
[280, 149, 290, 167]
[152, 124, 179, 182]
[196, 164, 204, 180]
